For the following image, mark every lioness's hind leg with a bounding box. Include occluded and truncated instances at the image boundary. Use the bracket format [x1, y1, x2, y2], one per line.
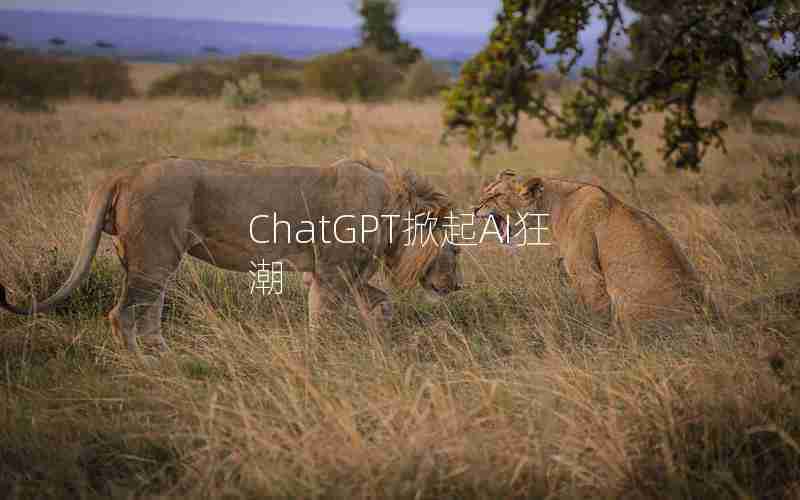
[563, 253, 611, 318]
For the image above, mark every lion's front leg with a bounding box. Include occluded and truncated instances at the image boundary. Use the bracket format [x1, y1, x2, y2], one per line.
[305, 272, 392, 333]
[306, 272, 348, 333]
[363, 284, 392, 330]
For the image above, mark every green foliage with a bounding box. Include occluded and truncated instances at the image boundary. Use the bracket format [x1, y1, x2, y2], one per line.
[78, 56, 136, 102]
[355, 0, 422, 66]
[443, 0, 800, 173]
[222, 73, 268, 109]
[303, 47, 403, 100]
[357, 0, 401, 52]
[0, 49, 135, 111]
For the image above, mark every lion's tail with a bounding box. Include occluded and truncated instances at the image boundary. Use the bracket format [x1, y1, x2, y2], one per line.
[0, 178, 118, 315]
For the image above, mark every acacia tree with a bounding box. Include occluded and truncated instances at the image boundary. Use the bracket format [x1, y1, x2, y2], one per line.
[442, 0, 800, 181]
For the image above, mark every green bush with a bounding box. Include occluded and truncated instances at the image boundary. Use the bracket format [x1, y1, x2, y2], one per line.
[304, 47, 402, 100]
[224, 54, 304, 97]
[77, 57, 135, 102]
[149, 54, 305, 99]
[222, 73, 268, 109]
[225, 53, 303, 79]
[147, 65, 229, 98]
[0, 49, 135, 111]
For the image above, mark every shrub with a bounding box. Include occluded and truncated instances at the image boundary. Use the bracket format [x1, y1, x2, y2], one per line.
[77, 57, 135, 102]
[226, 53, 303, 79]
[0, 49, 72, 111]
[224, 54, 304, 97]
[0, 49, 134, 111]
[149, 54, 305, 99]
[399, 59, 450, 99]
[147, 65, 229, 98]
[222, 73, 268, 109]
[304, 47, 402, 100]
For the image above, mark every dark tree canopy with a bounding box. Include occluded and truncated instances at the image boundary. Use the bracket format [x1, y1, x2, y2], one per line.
[355, 0, 421, 65]
[442, 0, 800, 175]
[358, 0, 401, 52]
[48, 37, 66, 46]
[94, 40, 115, 49]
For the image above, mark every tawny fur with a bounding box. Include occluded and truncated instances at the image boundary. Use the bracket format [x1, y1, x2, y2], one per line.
[0, 157, 463, 355]
[475, 170, 712, 330]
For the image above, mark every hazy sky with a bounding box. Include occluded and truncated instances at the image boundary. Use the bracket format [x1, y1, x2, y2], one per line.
[0, 1, 499, 34]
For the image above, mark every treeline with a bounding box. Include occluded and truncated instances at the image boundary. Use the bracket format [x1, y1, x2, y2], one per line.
[0, 47, 451, 112]
[148, 48, 451, 102]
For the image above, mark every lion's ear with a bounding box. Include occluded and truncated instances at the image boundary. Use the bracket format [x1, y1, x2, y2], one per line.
[519, 177, 543, 199]
[415, 192, 450, 221]
[418, 204, 449, 221]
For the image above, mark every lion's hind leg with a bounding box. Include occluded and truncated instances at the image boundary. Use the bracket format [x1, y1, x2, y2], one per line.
[562, 233, 611, 320]
[109, 231, 185, 356]
[109, 270, 174, 355]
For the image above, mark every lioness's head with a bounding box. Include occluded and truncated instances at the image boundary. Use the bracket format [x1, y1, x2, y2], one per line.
[473, 170, 544, 239]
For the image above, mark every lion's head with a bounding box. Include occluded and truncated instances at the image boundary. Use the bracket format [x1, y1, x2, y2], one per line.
[379, 161, 464, 300]
[386, 235, 464, 302]
[473, 169, 543, 240]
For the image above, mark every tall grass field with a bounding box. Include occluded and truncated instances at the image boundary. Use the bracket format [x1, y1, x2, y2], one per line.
[1, 61, 800, 499]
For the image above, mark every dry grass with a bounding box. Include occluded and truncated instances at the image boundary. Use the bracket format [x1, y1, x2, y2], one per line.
[128, 62, 180, 95]
[2, 74, 800, 498]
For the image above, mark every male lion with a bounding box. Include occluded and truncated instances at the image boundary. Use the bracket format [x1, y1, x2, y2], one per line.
[0, 158, 463, 355]
[474, 170, 713, 330]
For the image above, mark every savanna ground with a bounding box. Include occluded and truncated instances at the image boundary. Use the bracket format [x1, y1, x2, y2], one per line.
[1, 62, 800, 499]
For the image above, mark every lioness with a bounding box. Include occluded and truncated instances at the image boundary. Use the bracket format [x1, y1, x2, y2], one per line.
[0, 158, 463, 354]
[474, 170, 711, 329]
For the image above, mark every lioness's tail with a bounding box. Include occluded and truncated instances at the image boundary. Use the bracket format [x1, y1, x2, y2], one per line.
[0, 178, 118, 315]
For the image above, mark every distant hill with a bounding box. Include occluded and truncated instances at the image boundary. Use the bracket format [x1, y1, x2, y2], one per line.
[0, 9, 490, 63]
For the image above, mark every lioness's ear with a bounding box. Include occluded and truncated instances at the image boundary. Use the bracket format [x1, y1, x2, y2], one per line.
[520, 177, 543, 199]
